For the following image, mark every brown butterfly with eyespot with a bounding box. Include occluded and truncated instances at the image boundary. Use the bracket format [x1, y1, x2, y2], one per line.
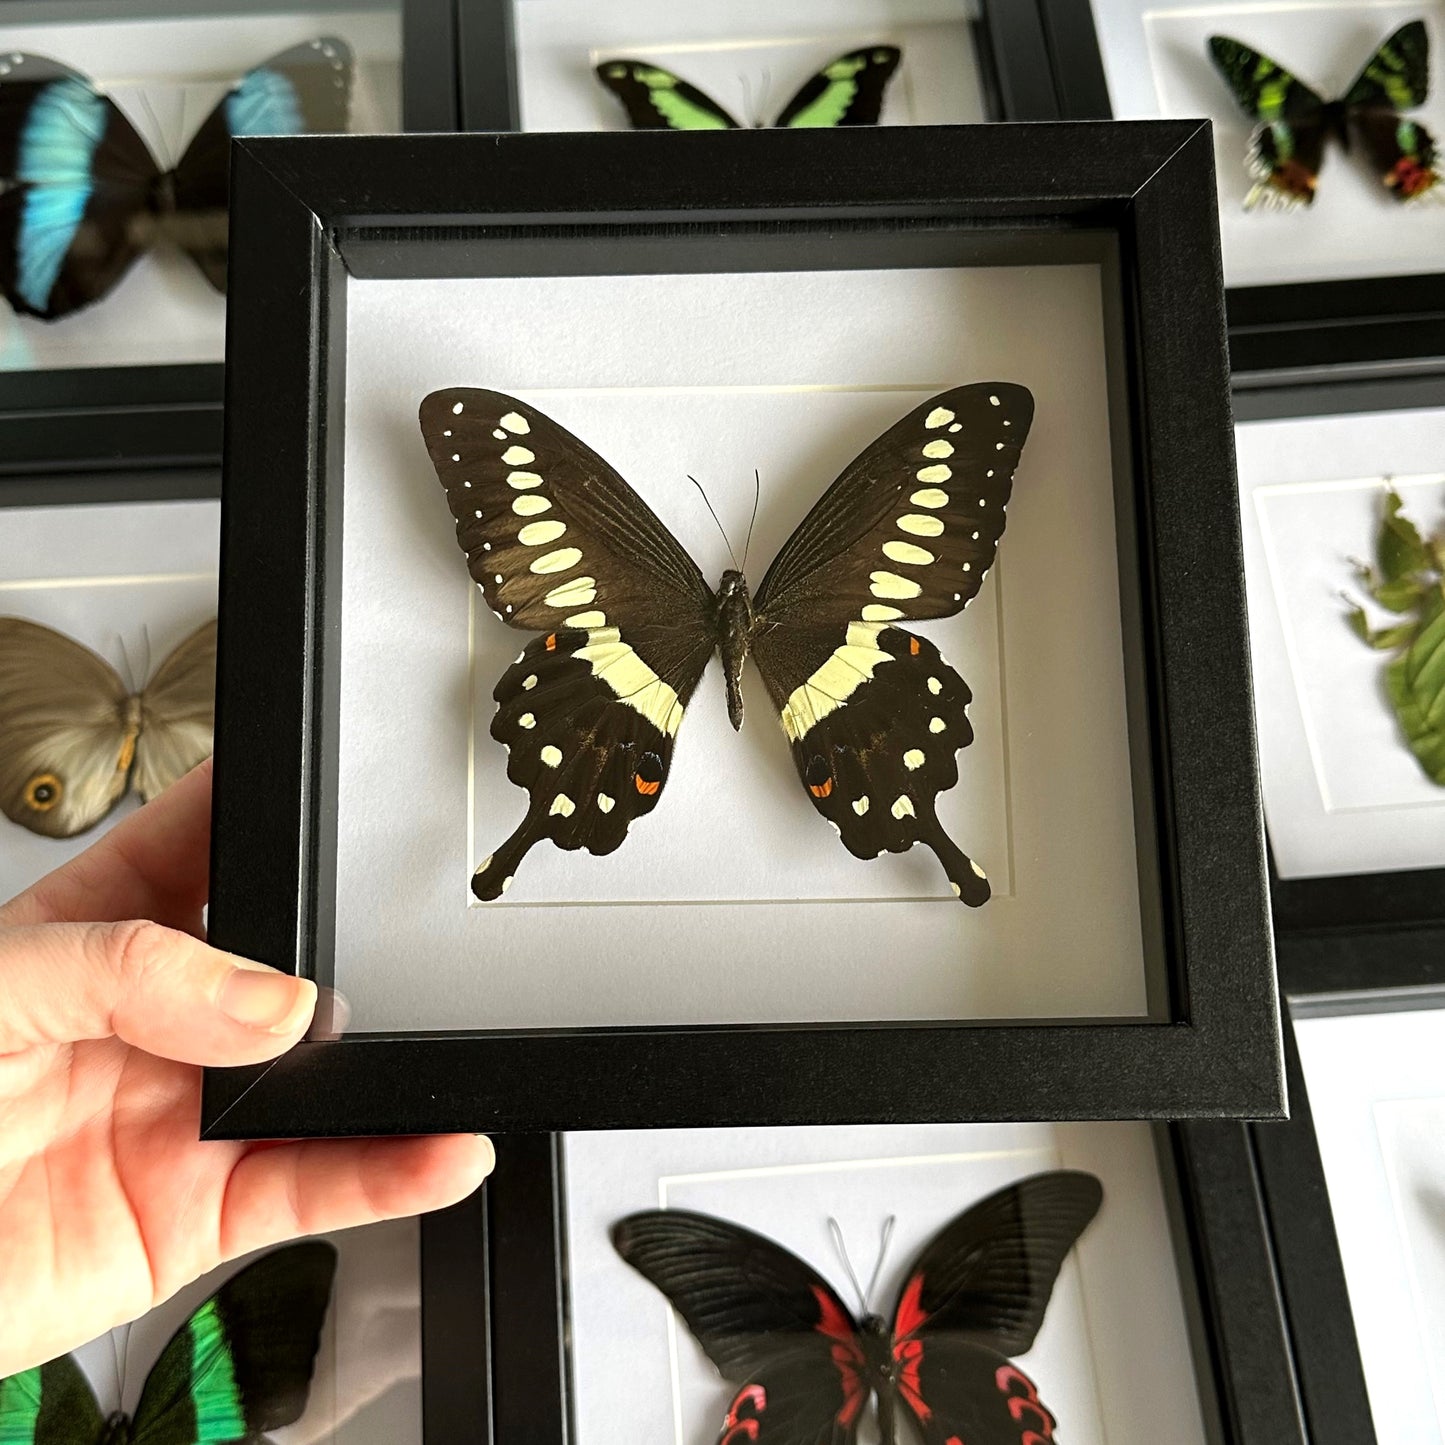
[0, 617, 216, 838]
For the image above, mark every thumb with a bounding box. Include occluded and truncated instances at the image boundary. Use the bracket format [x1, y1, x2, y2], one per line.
[0, 920, 316, 1066]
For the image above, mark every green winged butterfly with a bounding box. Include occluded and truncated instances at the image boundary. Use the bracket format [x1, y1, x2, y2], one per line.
[595, 45, 901, 130]
[0, 1241, 337, 1444]
[1208, 21, 1439, 208]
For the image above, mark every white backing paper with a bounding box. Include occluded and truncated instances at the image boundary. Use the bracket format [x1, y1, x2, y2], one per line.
[1297, 1008, 1445, 1442]
[335, 262, 1149, 1030]
[1087, 0, 1445, 288]
[0, 498, 219, 904]
[563, 1121, 1209, 1445]
[1235, 406, 1445, 878]
[514, 0, 986, 131]
[0, 7, 401, 372]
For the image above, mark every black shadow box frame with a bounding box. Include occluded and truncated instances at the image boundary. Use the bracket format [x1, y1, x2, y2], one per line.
[1033, 0, 1445, 385]
[0, 0, 461, 478]
[199, 121, 1281, 1137]
[454, 0, 1064, 130]
[1232, 369, 1445, 998]
[419, 1126, 1311, 1445]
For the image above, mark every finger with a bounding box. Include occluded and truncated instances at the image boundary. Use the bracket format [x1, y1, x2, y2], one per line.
[219, 1135, 495, 1258]
[0, 919, 315, 1064]
[0, 759, 213, 933]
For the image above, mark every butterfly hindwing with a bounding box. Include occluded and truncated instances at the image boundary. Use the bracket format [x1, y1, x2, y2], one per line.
[0, 1355, 106, 1445]
[774, 46, 901, 128]
[1343, 21, 1439, 201]
[129, 1241, 337, 1445]
[594, 60, 741, 129]
[131, 620, 218, 802]
[891, 1338, 1060, 1445]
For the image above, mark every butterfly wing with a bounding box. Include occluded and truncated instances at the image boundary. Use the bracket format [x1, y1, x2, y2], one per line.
[886, 1172, 1102, 1442]
[129, 1241, 337, 1445]
[419, 388, 717, 900]
[1342, 21, 1439, 201]
[0, 53, 158, 318]
[613, 1210, 869, 1445]
[0, 618, 138, 838]
[750, 384, 1031, 904]
[594, 60, 741, 129]
[1207, 35, 1330, 208]
[169, 37, 353, 290]
[772, 46, 901, 128]
[0, 1355, 106, 1444]
[131, 620, 217, 802]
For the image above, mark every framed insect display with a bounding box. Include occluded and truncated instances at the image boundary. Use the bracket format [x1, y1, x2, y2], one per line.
[198, 121, 1276, 1136]
[1034, 0, 1445, 380]
[0, 465, 220, 903]
[433, 1122, 1311, 1445]
[0, 0, 459, 476]
[1231, 368, 1445, 988]
[456, 0, 1064, 134]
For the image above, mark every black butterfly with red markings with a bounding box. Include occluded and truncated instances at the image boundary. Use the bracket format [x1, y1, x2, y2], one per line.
[418, 383, 1032, 905]
[613, 1171, 1102, 1445]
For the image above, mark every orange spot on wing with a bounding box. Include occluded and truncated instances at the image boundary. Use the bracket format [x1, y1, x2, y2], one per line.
[635, 776, 660, 796]
[545, 633, 557, 651]
[909, 636, 921, 656]
[809, 778, 833, 799]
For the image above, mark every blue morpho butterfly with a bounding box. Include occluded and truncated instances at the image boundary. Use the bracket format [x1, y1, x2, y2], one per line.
[0, 38, 352, 319]
[0, 1241, 337, 1443]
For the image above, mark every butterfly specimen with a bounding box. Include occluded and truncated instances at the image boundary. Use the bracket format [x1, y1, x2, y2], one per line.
[595, 46, 901, 130]
[1345, 487, 1445, 785]
[0, 617, 216, 837]
[419, 384, 1032, 905]
[1208, 21, 1439, 208]
[0, 37, 352, 319]
[0, 1240, 336, 1444]
[614, 1171, 1102, 1445]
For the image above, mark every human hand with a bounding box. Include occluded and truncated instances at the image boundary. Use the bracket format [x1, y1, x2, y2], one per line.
[0, 759, 493, 1376]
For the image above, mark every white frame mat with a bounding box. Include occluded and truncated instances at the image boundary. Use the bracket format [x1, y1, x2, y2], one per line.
[563, 1121, 1210, 1445]
[1235, 405, 1445, 879]
[335, 261, 1151, 1031]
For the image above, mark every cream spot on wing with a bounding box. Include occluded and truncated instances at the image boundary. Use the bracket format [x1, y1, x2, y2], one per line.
[483, 542, 491, 550]
[565, 609, 606, 628]
[929, 716, 946, 733]
[989, 394, 1000, 406]
[883, 540, 934, 566]
[1003, 419, 1012, 427]
[898, 513, 944, 537]
[494, 574, 502, 583]
[507, 471, 543, 489]
[478, 853, 493, 872]
[443, 429, 452, 437]
[970, 859, 988, 879]
[501, 445, 535, 466]
[451, 401, 464, 414]
[927, 677, 942, 694]
[917, 464, 951, 484]
[501, 875, 513, 893]
[451, 453, 460, 462]
[492, 429, 507, 439]
[523, 675, 538, 690]
[862, 604, 903, 623]
[870, 570, 922, 600]
[949, 423, 961, 432]
[499, 412, 530, 434]
[922, 439, 954, 459]
[512, 494, 551, 516]
[544, 577, 597, 608]
[904, 749, 925, 770]
[518, 713, 536, 728]
[531, 547, 582, 574]
[473, 509, 482, 518]
[540, 745, 562, 767]
[972, 531, 979, 540]
[951, 882, 962, 897]
[995, 442, 1005, 451]
[925, 407, 954, 428]
[891, 795, 915, 819]
[852, 796, 869, 815]
[598, 794, 615, 813]
[518, 520, 567, 546]
[549, 794, 575, 817]
[910, 488, 948, 508]
[953, 593, 961, 601]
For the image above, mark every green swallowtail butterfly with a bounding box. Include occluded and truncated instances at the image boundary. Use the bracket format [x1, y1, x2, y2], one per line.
[595, 46, 901, 130]
[1208, 21, 1439, 208]
[0, 1241, 337, 1444]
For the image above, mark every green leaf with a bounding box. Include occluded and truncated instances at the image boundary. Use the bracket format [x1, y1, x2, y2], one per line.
[1384, 597, 1445, 783]
[1377, 488, 1433, 586]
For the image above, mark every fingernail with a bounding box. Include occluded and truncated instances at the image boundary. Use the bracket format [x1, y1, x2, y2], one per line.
[220, 964, 317, 1032]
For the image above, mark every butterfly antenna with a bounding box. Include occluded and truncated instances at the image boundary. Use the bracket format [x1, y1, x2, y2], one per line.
[135, 86, 175, 172]
[740, 469, 761, 573]
[687, 474, 739, 569]
[863, 1215, 896, 1313]
[115, 632, 138, 695]
[755, 67, 772, 129]
[827, 1217, 869, 1317]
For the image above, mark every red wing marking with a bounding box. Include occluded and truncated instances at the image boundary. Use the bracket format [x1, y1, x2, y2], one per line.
[893, 1274, 934, 1418]
[995, 1365, 1055, 1443]
[721, 1383, 767, 1445]
[893, 1274, 930, 1339]
[810, 1286, 868, 1427]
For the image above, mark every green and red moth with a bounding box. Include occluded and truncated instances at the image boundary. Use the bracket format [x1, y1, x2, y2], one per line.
[1345, 487, 1445, 785]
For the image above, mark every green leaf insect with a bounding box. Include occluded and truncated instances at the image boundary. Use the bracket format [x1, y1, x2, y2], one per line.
[1344, 487, 1445, 784]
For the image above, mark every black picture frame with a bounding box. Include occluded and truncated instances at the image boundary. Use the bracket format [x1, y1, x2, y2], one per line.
[199, 121, 1280, 1137]
[421, 1125, 1310, 1445]
[1033, 0, 1445, 384]
[1231, 368, 1445, 998]
[0, 0, 461, 476]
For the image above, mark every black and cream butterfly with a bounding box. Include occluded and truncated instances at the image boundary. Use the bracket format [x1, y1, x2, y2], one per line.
[0, 1241, 336, 1444]
[419, 383, 1032, 905]
[595, 46, 901, 130]
[0, 38, 352, 319]
[613, 1171, 1102, 1445]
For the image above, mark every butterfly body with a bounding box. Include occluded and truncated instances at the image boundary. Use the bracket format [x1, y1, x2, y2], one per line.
[98, 1413, 130, 1445]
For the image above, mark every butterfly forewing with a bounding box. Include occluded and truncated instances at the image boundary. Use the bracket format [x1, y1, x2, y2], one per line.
[774, 46, 901, 128]
[132, 620, 217, 801]
[594, 60, 741, 129]
[1343, 21, 1439, 201]
[0, 1355, 106, 1444]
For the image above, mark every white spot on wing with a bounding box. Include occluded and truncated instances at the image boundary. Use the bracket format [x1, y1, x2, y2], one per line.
[922, 439, 954, 459]
[500, 412, 530, 435]
[598, 794, 615, 813]
[925, 407, 955, 428]
[882, 540, 934, 566]
[852, 796, 869, 815]
[917, 464, 951, 484]
[870, 570, 922, 600]
[910, 488, 948, 509]
[898, 514, 944, 538]
[970, 859, 988, 879]
[502, 445, 535, 466]
[512, 495, 551, 516]
[531, 547, 582, 574]
[540, 745, 562, 767]
[523, 675, 538, 690]
[544, 576, 597, 608]
[862, 604, 903, 623]
[929, 717, 946, 733]
[891, 795, 915, 819]
[565, 609, 607, 628]
[549, 794, 575, 817]
[518, 520, 567, 546]
[452, 401, 464, 414]
[518, 713, 536, 729]
[927, 677, 942, 694]
[904, 749, 925, 770]
[507, 471, 543, 489]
